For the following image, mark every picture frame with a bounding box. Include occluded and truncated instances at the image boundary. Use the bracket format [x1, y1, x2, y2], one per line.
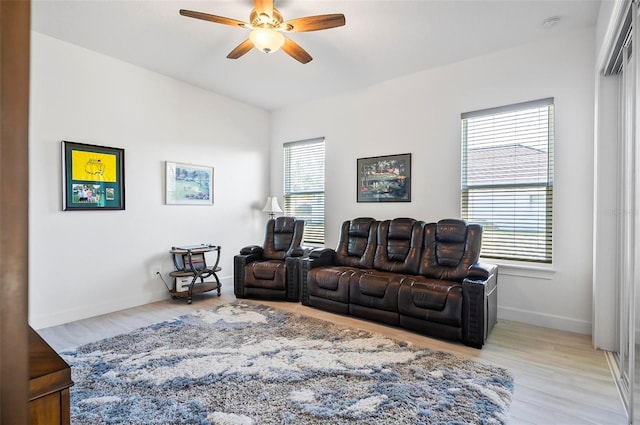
[61, 141, 125, 211]
[165, 161, 214, 205]
[357, 153, 411, 202]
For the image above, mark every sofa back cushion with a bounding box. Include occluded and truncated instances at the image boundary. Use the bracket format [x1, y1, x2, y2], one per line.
[374, 218, 424, 274]
[335, 218, 378, 268]
[418, 219, 482, 281]
[263, 217, 304, 260]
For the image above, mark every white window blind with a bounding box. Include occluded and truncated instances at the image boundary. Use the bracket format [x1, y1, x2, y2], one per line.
[461, 98, 554, 263]
[284, 138, 325, 245]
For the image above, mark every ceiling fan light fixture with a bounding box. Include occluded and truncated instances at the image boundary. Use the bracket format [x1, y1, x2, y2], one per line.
[180, 3, 346, 63]
[249, 28, 285, 53]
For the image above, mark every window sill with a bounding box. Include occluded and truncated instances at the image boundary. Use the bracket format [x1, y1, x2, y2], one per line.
[302, 243, 324, 250]
[480, 258, 556, 280]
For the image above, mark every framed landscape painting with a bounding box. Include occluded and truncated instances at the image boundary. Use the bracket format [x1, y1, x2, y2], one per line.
[357, 153, 411, 202]
[62, 141, 125, 211]
[165, 161, 213, 205]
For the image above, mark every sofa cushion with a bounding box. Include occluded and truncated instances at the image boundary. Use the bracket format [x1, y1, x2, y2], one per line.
[307, 266, 361, 303]
[374, 218, 424, 274]
[418, 219, 482, 281]
[262, 217, 305, 261]
[405, 280, 456, 310]
[398, 278, 463, 327]
[358, 274, 391, 298]
[244, 260, 286, 290]
[335, 218, 378, 268]
[311, 266, 353, 291]
[349, 271, 405, 312]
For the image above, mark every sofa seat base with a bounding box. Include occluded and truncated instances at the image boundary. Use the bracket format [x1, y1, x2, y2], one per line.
[399, 314, 462, 341]
[307, 295, 349, 315]
[236, 287, 287, 300]
[349, 303, 399, 326]
[398, 278, 463, 328]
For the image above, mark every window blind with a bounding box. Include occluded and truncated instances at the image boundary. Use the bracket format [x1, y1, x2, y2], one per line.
[284, 138, 325, 245]
[461, 98, 554, 263]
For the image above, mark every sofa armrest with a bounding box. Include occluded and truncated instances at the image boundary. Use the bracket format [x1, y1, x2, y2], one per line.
[287, 247, 305, 257]
[467, 263, 497, 281]
[285, 257, 302, 301]
[461, 263, 498, 349]
[233, 252, 262, 298]
[302, 248, 336, 273]
[240, 245, 263, 255]
[300, 248, 336, 305]
[309, 247, 335, 262]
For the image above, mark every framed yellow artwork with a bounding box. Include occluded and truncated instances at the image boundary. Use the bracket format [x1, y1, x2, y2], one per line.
[61, 141, 125, 210]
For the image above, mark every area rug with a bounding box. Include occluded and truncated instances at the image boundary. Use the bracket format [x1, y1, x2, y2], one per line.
[62, 302, 514, 424]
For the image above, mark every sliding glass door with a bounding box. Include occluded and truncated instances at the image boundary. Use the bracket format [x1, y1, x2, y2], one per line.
[609, 2, 640, 423]
[602, 2, 640, 423]
[616, 23, 634, 418]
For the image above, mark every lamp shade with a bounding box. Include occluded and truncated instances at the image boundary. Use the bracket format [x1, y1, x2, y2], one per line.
[262, 196, 283, 216]
[249, 28, 285, 54]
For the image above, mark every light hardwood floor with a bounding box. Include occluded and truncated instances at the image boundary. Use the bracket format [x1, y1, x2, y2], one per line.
[37, 286, 627, 425]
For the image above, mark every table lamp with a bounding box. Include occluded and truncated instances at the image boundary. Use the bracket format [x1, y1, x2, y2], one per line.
[262, 196, 283, 219]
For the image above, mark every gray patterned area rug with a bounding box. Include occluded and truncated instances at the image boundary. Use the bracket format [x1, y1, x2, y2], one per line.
[62, 302, 514, 425]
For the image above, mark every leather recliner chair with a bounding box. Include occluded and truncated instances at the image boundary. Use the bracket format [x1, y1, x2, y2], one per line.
[234, 216, 305, 301]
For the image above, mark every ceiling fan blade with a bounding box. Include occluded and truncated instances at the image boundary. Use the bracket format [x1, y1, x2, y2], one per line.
[227, 39, 255, 59]
[282, 37, 312, 64]
[254, 0, 274, 17]
[179, 9, 248, 28]
[283, 14, 345, 32]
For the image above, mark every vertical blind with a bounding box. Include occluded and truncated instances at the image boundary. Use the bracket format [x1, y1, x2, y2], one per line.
[284, 138, 325, 245]
[461, 98, 554, 263]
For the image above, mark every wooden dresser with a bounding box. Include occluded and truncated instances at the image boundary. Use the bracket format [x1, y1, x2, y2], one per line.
[29, 327, 73, 425]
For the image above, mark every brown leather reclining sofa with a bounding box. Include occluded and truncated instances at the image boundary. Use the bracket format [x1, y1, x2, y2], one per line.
[300, 217, 498, 348]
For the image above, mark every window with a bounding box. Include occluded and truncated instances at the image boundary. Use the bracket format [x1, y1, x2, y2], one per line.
[461, 98, 554, 263]
[284, 138, 325, 245]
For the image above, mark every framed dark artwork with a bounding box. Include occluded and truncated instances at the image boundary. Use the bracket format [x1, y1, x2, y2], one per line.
[357, 153, 411, 202]
[165, 161, 214, 205]
[62, 141, 125, 211]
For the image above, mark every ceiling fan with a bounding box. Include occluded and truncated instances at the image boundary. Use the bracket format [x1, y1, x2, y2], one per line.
[179, 0, 345, 64]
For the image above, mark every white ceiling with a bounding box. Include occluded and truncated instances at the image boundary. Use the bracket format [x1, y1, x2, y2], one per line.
[32, 0, 601, 111]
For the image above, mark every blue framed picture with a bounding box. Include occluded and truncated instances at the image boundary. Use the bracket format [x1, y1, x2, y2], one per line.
[165, 161, 214, 205]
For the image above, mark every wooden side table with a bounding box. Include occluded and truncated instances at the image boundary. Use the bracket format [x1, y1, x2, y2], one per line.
[169, 244, 222, 304]
[29, 327, 73, 425]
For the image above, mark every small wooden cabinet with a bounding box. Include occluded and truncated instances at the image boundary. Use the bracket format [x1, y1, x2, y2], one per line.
[29, 327, 73, 425]
[169, 244, 222, 304]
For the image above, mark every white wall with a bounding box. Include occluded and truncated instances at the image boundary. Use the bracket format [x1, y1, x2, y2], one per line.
[29, 33, 270, 329]
[271, 28, 596, 334]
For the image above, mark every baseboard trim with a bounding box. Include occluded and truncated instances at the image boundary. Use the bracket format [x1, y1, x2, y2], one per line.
[31, 289, 168, 330]
[31, 275, 233, 330]
[498, 305, 592, 335]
